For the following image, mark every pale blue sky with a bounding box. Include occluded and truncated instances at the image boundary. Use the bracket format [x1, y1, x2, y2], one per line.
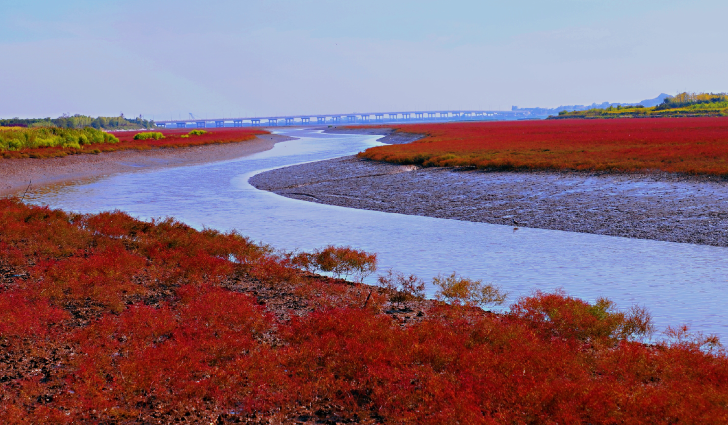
[1, 0, 726, 119]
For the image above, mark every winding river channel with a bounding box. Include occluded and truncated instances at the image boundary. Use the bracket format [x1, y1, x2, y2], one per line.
[26, 128, 728, 340]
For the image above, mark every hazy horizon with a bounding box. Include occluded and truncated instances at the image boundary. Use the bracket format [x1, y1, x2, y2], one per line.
[2, 0, 726, 119]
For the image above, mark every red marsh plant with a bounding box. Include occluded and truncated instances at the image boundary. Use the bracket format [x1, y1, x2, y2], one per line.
[356, 118, 728, 177]
[2, 198, 728, 423]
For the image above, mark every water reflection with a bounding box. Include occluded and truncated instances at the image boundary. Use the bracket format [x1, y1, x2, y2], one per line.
[25, 128, 728, 340]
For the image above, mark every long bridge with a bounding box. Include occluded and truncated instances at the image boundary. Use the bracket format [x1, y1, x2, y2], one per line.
[155, 109, 536, 128]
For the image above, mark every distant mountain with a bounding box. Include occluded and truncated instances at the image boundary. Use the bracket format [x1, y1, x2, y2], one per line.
[512, 94, 673, 117]
[637, 93, 671, 108]
[550, 92, 728, 119]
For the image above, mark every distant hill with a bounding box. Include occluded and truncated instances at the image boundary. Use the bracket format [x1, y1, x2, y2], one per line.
[549, 92, 728, 119]
[512, 93, 673, 117]
[638, 93, 671, 108]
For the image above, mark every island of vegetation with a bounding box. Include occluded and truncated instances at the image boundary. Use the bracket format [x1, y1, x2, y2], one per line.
[356, 117, 728, 176]
[551, 92, 728, 119]
[1, 197, 726, 423]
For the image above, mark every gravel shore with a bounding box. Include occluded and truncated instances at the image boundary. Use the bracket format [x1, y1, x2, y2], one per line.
[0, 134, 292, 197]
[251, 137, 728, 247]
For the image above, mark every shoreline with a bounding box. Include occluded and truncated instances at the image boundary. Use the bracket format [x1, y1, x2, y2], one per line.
[251, 152, 728, 248]
[322, 126, 425, 144]
[0, 133, 293, 197]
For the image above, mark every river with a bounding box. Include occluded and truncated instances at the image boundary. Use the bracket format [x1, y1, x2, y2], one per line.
[25, 128, 728, 340]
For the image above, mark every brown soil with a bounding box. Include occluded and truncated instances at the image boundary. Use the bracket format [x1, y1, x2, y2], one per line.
[0, 134, 293, 197]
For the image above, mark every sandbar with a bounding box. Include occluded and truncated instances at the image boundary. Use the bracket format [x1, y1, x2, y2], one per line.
[0, 133, 292, 197]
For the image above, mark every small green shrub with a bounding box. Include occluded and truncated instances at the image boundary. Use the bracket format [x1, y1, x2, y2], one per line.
[433, 272, 507, 308]
[133, 132, 165, 140]
[0, 127, 118, 152]
[188, 130, 208, 136]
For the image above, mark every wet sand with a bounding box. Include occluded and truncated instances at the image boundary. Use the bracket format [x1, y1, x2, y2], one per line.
[251, 130, 728, 247]
[0, 134, 292, 197]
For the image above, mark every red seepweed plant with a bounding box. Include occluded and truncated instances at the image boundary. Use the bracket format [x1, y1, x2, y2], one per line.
[357, 117, 728, 177]
[1, 197, 728, 423]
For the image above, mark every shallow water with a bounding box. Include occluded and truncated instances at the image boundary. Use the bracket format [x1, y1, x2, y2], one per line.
[26, 128, 728, 340]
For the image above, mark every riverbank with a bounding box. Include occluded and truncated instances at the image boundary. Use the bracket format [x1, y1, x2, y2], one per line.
[251, 153, 728, 247]
[356, 119, 728, 176]
[322, 126, 424, 144]
[0, 133, 293, 197]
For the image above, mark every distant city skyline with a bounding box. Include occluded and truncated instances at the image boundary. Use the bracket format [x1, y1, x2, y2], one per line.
[1, 0, 726, 119]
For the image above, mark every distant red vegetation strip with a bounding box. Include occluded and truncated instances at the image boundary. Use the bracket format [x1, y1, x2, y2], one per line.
[2, 198, 728, 422]
[356, 118, 728, 176]
[2, 128, 268, 159]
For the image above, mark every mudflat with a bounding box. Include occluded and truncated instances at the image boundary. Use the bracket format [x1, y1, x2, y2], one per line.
[0, 134, 292, 197]
[250, 154, 728, 247]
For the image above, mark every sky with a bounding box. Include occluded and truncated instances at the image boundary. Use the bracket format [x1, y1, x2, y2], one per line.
[1, 0, 727, 119]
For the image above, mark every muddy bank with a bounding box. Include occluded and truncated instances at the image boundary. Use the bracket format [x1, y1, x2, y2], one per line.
[250, 155, 728, 247]
[323, 127, 424, 144]
[0, 134, 293, 197]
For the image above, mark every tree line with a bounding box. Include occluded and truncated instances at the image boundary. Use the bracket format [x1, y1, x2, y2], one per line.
[0, 114, 155, 130]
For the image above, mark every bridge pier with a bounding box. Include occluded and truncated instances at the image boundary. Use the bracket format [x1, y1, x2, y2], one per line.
[155, 110, 515, 128]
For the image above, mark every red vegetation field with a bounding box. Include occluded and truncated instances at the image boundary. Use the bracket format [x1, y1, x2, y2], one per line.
[357, 118, 728, 176]
[2, 198, 728, 423]
[2, 128, 268, 159]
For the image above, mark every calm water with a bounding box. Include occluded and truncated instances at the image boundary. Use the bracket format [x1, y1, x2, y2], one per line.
[26, 128, 728, 340]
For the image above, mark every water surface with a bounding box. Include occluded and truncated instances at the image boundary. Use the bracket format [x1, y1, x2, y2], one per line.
[26, 128, 728, 340]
